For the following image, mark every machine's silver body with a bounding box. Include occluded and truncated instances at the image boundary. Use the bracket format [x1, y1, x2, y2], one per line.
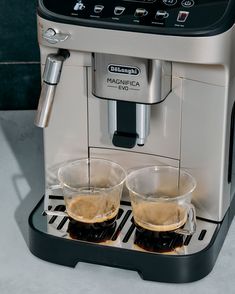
[37, 16, 235, 224]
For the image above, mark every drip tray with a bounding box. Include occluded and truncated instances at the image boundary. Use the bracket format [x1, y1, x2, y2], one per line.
[36, 196, 217, 255]
[29, 195, 230, 283]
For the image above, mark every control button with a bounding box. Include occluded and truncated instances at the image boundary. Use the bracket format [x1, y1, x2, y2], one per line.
[42, 29, 70, 44]
[134, 8, 148, 17]
[114, 6, 126, 16]
[181, 0, 194, 7]
[74, 1, 85, 11]
[44, 28, 56, 38]
[94, 5, 104, 13]
[155, 10, 169, 20]
[162, 0, 177, 6]
[177, 11, 189, 22]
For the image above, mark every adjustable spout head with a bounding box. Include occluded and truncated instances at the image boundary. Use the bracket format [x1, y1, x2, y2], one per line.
[108, 100, 151, 148]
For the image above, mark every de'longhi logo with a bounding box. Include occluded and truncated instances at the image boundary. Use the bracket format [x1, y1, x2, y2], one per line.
[108, 64, 140, 76]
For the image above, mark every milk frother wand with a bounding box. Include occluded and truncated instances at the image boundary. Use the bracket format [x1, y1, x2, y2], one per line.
[35, 49, 70, 128]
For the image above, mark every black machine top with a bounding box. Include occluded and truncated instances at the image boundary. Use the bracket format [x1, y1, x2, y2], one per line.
[38, 0, 235, 36]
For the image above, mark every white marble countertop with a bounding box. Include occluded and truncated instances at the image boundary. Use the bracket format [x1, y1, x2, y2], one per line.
[0, 110, 235, 294]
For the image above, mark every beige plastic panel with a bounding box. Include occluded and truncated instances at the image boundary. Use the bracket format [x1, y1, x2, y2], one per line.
[172, 63, 228, 87]
[228, 76, 235, 202]
[88, 70, 182, 160]
[39, 45, 92, 66]
[43, 58, 89, 187]
[181, 80, 230, 221]
[90, 147, 179, 201]
[38, 16, 233, 66]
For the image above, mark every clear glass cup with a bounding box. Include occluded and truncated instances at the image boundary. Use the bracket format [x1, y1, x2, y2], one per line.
[125, 166, 196, 252]
[45, 158, 126, 242]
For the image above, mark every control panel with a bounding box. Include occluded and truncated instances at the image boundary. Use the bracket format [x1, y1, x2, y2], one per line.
[39, 0, 233, 36]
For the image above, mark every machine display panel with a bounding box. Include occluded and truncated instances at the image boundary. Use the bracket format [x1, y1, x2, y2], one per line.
[39, 0, 234, 36]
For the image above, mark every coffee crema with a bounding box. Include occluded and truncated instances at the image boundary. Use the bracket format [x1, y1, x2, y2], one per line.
[133, 202, 187, 232]
[66, 195, 119, 242]
[66, 194, 119, 223]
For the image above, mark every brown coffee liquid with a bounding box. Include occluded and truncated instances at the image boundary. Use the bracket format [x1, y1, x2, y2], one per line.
[67, 216, 117, 243]
[66, 195, 118, 242]
[132, 202, 187, 253]
[134, 224, 184, 253]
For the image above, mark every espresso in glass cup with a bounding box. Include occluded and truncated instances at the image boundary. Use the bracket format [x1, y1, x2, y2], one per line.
[126, 166, 196, 253]
[47, 158, 126, 242]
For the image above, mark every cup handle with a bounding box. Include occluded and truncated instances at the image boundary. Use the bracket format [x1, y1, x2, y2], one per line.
[175, 203, 196, 236]
[44, 184, 68, 217]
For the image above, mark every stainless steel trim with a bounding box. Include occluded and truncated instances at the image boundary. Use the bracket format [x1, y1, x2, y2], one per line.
[44, 210, 68, 217]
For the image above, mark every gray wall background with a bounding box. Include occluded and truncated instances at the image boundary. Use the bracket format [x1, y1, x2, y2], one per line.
[0, 0, 41, 110]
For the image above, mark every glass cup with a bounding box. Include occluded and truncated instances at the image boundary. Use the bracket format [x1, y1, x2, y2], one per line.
[125, 166, 196, 253]
[45, 158, 126, 242]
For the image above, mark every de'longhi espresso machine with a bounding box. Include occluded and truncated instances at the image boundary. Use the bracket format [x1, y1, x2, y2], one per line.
[28, 0, 235, 282]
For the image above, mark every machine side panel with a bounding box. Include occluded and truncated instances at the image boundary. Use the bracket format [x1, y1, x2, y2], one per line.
[172, 63, 228, 87]
[181, 80, 229, 221]
[228, 26, 235, 203]
[43, 62, 89, 187]
[228, 76, 235, 202]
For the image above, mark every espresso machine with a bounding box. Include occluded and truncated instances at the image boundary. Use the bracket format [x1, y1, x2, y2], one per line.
[29, 0, 235, 282]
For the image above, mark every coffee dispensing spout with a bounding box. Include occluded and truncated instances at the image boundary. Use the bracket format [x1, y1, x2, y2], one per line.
[108, 101, 150, 148]
[136, 104, 150, 146]
[35, 49, 70, 128]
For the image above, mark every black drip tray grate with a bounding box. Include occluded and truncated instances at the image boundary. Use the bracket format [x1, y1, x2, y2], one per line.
[42, 196, 217, 255]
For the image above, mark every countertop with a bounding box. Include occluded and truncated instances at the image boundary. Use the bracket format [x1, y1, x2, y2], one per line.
[0, 110, 234, 294]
